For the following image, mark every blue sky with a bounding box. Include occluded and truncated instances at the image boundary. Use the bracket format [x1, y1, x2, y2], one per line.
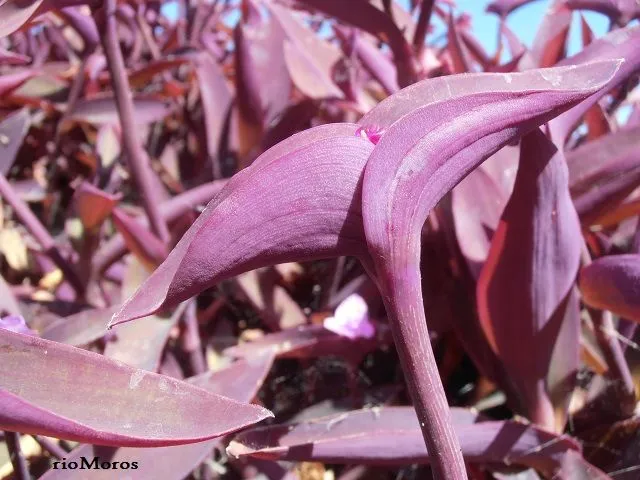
[162, 0, 612, 57]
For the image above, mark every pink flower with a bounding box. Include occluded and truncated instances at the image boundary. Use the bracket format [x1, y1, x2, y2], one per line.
[323, 294, 376, 340]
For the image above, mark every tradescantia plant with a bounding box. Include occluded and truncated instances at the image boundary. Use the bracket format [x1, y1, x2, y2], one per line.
[110, 57, 623, 478]
[2, 0, 640, 479]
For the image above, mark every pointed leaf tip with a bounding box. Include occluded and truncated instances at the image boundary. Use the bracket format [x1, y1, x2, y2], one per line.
[110, 123, 375, 327]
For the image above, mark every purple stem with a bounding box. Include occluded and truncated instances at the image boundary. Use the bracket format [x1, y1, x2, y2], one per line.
[379, 251, 467, 479]
[0, 174, 85, 296]
[181, 300, 207, 375]
[95, 0, 170, 244]
[5, 431, 30, 480]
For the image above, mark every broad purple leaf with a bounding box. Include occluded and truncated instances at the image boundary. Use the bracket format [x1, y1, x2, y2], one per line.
[568, 126, 640, 192]
[452, 166, 507, 280]
[0, 108, 30, 176]
[360, 61, 619, 455]
[295, 0, 419, 87]
[40, 306, 118, 346]
[74, 182, 119, 231]
[194, 51, 233, 177]
[0, 0, 43, 38]
[579, 254, 640, 323]
[549, 25, 640, 146]
[0, 329, 272, 446]
[568, 125, 640, 225]
[39, 353, 276, 480]
[104, 307, 181, 372]
[563, 0, 640, 24]
[110, 124, 374, 327]
[530, 1, 572, 68]
[477, 129, 582, 432]
[227, 406, 580, 477]
[268, 3, 344, 100]
[111, 207, 168, 269]
[344, 28, 399, 95]
[235, 2, 291, 126]
[68, 95, 176, 126]
[224, 324, 386, 361]
[92, 181, 228, 277]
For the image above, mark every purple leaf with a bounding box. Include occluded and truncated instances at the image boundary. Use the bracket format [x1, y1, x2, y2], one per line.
[0, 0, 44, 38]
[0, 329, 272, 447]
[563, 0, 640, 25]
[447, 12, 473, 73]
[92, 181, 228, 277]
[530, 1, 572, 68]
[111, 207, 168, 270]
[549, 25, 640, 146]
[0, 108, 30, 176]
[68, 95, 176, 126]
[0, 315, 35, 336]
[567, 125, 640, 225]
[194, 51, 233, 178]
[104, 306, 182, 372]
[235, 1, 291, 127]
[227, 406, 580, 477]
[0, 69, 34, 96]
[224, 323, 387, 361]
[268, 3, 344, 100]
[74, 182, 120, 231]
[487, 0, 545, 17]
[0, 46, 29, 65]
[40, 307, 118, 346]
[110, 123, 374, 327]
[579, 254, 640, 323]
[452, 166, 508, 280]
[295, 0, 419, 87]
[234, 268, 307, 331]
[476, 129, 582, 432]
[359, 60, 621, 459]
[38, 353, 276, 480]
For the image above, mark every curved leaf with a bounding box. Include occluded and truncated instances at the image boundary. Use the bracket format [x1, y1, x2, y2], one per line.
[224, 324, 387, 361]
[452, 166, 507, 280]
[579, 254, 640, 323]
[0, 329, 272, 447]
[68, 96, 176, 126]
[227, 406, 580, 477]
[39, 353, 276, 480]
[487, 0, 545, 17]
[111, 124, 375, 326]
[360, 60, 620, 467]
[477, 129, 582, 432]
[563, 0, 640, 25]
[0, 0, 44, 38]
[40, 306, 117, 346]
